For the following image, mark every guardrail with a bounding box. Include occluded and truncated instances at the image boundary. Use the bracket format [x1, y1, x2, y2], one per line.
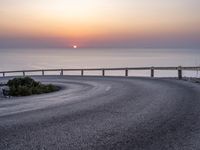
[0, 66, 200, 80]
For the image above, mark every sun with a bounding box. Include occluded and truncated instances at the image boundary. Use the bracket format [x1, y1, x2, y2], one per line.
[73, 45, 77, 49]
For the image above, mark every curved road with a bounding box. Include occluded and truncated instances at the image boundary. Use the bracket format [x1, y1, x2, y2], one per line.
[0, 76, 200, 150]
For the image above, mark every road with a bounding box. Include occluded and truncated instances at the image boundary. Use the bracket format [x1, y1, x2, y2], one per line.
[0, 76, 200, 150]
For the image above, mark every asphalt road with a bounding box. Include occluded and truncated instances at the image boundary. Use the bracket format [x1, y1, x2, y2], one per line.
[0, 76, 200, 150]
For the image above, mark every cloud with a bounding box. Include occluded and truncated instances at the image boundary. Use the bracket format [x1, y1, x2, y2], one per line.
[0, 33, 199, 49]
[0, 37, 69, 49]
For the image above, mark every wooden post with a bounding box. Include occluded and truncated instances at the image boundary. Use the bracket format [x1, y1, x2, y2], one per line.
[102, 69, 105, 76]
[3, 72, 5, 77]
[125, 69, 128, 77]
[81, 70, 84, 76]
[23, 71, 25, 77]
[151, 67, 154, 77]
[178, 66, 182, 80]
[60, 69, 63, 76]
[42, 70, 44, 76]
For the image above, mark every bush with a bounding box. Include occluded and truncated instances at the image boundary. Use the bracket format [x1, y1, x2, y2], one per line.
[7, 77, 59, 96]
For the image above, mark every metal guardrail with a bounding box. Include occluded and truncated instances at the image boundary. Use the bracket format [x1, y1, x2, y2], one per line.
[0, 66, 200, 79]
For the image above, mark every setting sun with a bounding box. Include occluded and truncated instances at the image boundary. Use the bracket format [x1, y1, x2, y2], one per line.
[73, 45, 77, 49]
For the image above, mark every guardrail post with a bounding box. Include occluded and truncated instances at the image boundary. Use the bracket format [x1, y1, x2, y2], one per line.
[178, 66, 182, 80]
[125, 69, 128, 77]
[81, 70, 84, 76]
[151, 67, 154, 77]
[23, 71, 25, 77]
[42, 70, 44, 76]
[60, 69, 63, 76]
[102, 69, 105, 76]
[3, 72, 5, 77]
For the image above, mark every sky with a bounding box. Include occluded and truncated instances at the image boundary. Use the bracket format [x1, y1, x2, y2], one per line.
[0, 0, 200, 49]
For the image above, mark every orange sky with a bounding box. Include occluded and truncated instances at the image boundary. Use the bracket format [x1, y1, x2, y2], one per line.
[0, 0, 200, 48]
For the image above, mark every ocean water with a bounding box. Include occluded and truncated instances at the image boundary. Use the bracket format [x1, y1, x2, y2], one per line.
[0, 48, 200, 77]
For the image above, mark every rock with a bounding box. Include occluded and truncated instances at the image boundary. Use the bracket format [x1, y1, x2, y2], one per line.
[0, 86, 10, 97]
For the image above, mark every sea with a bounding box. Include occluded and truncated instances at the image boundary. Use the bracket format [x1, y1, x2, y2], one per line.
[0, 48, 200, 77]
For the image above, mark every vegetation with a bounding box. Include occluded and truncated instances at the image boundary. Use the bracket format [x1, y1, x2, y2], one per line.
[7, 77, 59, 96]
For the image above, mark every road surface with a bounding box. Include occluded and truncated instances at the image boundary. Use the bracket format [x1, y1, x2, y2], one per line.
[0, 76, 200, 150]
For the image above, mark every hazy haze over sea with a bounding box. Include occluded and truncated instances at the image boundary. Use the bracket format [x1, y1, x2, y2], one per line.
[0, 48, 200, 77]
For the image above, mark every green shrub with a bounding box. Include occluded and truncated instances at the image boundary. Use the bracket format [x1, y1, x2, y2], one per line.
[7, 77, 59, 96]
